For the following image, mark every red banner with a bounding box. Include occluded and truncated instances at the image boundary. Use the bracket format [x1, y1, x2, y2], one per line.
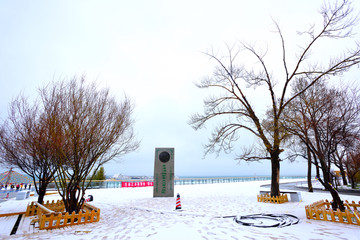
[121, 181, 153, 188]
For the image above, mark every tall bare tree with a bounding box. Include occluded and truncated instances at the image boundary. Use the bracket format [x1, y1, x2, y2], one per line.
[40, 77, 140, 213]
[0, 96, 59, 204]
[190, 0, 360, 196]
[285, 79, 360, 210]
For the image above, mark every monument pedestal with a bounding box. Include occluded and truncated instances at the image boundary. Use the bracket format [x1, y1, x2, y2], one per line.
[153, 148, 174, 197]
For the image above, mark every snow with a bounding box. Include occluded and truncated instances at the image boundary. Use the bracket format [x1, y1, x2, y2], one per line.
[0, 179, 359, 240]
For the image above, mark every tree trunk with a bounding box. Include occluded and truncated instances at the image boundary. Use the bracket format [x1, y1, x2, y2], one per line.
[339, 165, 348, 186]
[325, 182, 345, 211]
[63, 195, 81, 213]
[62, 182, 84, 213]
[349, 175, 356, 189]
[307, 146, 313, 192]
[318, 168, 345, 211]
[37, 182, 48, 204]
[270, 156, 280, 197]
[64, 199, 79, 213]
[37, 189, 46, 205]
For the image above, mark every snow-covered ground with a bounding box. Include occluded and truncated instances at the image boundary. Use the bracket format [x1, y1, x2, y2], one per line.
[0, 179, 359, 240]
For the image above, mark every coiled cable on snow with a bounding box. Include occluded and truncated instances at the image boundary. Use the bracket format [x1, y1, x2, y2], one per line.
[233, 213, 299, 228]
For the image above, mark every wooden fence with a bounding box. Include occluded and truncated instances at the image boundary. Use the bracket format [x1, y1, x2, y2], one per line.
[257, 193, 288, 204]
[38, 204, 100, 230]
[0, 212, 26, 217]
[25, 200, 100, 230]
[26, 199, 64, 216]
[305, 199, 360, 226]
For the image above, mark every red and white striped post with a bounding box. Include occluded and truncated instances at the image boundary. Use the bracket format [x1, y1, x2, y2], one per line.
[176, 193, 182, 210]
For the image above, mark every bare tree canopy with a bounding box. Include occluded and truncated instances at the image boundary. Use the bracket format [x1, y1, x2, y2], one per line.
[0, 76, 139, 212]
[345, 149, 360, 188]
[190, 0, 360, 196]
[284, 79, 360, 210]
[0, 94, 59, 203]
[46, 77, 139, 213]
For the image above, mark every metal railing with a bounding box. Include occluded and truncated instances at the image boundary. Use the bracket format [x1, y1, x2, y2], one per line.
[82, 176, 306, 189]
[9, 176, 305, 191]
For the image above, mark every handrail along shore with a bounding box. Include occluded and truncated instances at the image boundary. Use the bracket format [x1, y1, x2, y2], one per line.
[38, 176, 306, 190]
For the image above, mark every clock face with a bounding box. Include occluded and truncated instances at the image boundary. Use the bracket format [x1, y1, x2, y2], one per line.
[159, 151, 171, 163]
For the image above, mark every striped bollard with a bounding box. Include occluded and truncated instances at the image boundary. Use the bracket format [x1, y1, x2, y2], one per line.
[176, 193, 182, 210]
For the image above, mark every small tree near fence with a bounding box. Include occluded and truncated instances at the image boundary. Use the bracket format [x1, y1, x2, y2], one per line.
[41, 77, 139, 213]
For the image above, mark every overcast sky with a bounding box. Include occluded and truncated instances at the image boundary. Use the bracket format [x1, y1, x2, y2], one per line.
[1, 0, 359, 177]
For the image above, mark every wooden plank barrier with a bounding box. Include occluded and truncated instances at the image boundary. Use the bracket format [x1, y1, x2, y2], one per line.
[26, 200, 64, 216]
[38, 208, 100, 230]
[25, 200, 100, 230]
[305, 199, 360, 226]
[0, 212, 26, 217]
[257, 193, 288, 204]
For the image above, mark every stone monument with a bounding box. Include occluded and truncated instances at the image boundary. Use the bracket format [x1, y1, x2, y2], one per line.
[153, 148, 174, 197]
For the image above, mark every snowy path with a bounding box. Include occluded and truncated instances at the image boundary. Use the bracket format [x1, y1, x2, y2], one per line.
[0, 215, 18, 235]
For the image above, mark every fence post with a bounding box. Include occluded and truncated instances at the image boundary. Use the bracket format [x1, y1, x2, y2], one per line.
[337, 209, 344, 223]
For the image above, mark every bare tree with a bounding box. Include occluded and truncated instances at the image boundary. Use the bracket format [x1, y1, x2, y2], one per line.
[345, 150, 360, 188]
[190, 0, 360, 196]
[40, 77, 140, 213]
[0, 96, 59, 204]
[285, 79, 360, 210]
[285, 137, 315, 192]
[332, 148, 348, 185]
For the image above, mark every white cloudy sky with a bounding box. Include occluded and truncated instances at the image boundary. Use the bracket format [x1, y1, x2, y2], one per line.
[1, 0, 359, 177]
